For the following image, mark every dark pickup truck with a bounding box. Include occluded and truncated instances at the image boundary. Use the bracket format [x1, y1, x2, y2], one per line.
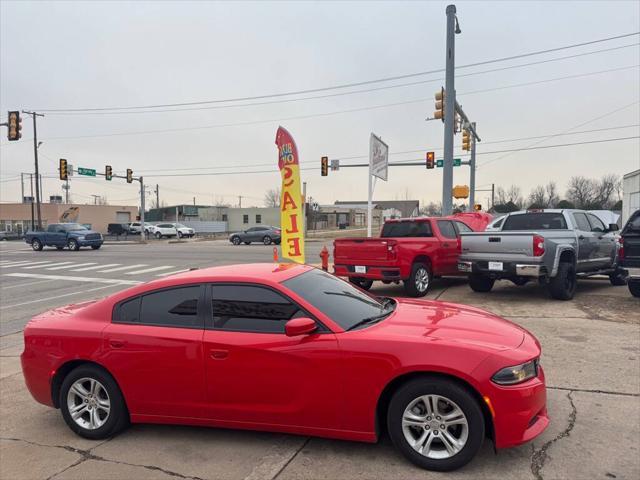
[620, 209, 640, 297]
[25, 223, 103, 251]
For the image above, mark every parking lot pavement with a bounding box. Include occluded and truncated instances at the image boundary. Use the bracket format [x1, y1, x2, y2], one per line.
[1, 241, 639, 480]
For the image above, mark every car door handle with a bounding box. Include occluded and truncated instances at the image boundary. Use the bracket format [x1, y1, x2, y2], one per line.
[210, 349, 229, 360]
[443, 243, 450, 247]
[109, 339, 126, 349]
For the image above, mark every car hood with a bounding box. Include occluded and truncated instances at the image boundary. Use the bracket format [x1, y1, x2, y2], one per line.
[376, 298, 525, 351]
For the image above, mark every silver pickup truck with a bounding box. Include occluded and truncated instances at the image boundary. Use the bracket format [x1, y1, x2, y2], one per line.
[458, 209, 626, 300]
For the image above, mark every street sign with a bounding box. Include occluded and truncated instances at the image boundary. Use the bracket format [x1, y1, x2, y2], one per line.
[436, 158, 461, 168]
[67, 164, 74, 177]
[330, 159, 339, 171]
[369, 133, 388, 181]
[77, 167, 96, 177]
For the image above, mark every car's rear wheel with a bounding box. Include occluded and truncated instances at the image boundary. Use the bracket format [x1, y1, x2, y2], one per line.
[628, 280, 640, 298]
[468, 274, 494, 293]
[155, 232, 162, 239]
[387, 377, 484, 472]
[548, 261, 576, 300]
[263, 236, 272, 245]
[31, 238, 43, 251]
[609, 268, 628, 286]
[60, 365, 128, 440]
[404, 262, 431, 297]
[68, 239, 80, 251]
[350, 277, 373, 290]
[178, 231, 183, 239]
[231, 236, 241, 245]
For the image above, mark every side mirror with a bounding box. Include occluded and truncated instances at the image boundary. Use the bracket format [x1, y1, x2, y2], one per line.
[608, 223, 619, 232]
[285, 317, 317, 337]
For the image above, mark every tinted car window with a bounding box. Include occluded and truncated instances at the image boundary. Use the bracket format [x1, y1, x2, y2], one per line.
[119, 297, 141, 323]
[623, 212, 640, 234]
[381, 221, 432, 238]
[586, 213, 606, 233]
[283, 269, 385, 331]
[572, 213, 591, 232]
[211, 285, 301, 333]
[437, 220, 457, 239]
[502, 213, 567, 230]
[137, 286, 201, 328]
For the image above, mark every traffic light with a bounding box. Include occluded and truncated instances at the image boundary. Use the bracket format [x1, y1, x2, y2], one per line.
[126, 168, 133, 183]
[426, 151, 435, 169]
[7, 111, 22, 141]
[462, 129, 471, 151]
[434, 88, 445, 122]
[474, 204, 482, 211]
[59, 159, 68, 181]
[321, 156, 328, 176]
[105, 165, 113, 181]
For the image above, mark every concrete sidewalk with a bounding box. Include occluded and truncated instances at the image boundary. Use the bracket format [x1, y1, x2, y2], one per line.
[1, 279, 638, 480]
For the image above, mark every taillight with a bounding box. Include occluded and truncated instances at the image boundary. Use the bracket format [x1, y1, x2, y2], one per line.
[533, 235, 545, 257]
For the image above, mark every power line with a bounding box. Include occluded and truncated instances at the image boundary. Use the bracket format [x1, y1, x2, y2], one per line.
[12, 64, 637, 143]
[30, 32, 640, 113]
[40, 42, 640, 116]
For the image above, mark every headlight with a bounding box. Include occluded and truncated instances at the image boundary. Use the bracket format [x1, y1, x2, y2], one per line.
[76, 236, 85, 240]
[492, 358, 538, 385]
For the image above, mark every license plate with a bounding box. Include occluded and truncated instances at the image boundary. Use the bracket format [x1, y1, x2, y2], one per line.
[354, 266, 366, 274]
[488, 261, 503, 271]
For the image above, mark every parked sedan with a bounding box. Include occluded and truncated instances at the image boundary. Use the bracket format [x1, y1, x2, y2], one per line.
[21, 264, 548, 471]
[229, 226, 281, 245]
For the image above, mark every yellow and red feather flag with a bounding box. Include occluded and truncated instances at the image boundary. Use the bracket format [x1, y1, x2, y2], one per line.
[275, 126, 305, 264]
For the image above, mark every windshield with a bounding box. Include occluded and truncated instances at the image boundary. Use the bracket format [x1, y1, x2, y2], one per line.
[283, 269, 395, 330]
[502, 213, 567, 230]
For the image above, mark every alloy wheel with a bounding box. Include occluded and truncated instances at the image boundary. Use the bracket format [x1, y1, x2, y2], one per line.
[415, 268, 429, 292]
[66, 377, 111, 430]
[401, 394, 468, 459]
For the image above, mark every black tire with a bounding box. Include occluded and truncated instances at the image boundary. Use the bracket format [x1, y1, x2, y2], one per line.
[178, 232, 183, 239]
[468, 274, 494, 293]
[628, 280, 640, 298]
[609, 268, 628, 286]
[59, 365, 129, 440]
[91, 245, 101, 250]
[350, 277, 373, 290]
[511, 277, 529, 286]
[548, 261, 576, 300]
[263, 236, 272, 245]
[155, 232, 162, 239]
[231, 236, 241, 246]
[31, 238, 43, 251]
[387, 377, 485, 472]
[68, 239, 80, 251]
[403, 262, 432, 297]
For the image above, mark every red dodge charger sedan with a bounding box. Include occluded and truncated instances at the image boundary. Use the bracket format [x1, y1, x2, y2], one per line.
[21, 263, 548, 471]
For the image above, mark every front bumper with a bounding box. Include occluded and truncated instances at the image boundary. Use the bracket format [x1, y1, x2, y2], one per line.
[458, 260, 545, 278]
[77, 238, 103, 247]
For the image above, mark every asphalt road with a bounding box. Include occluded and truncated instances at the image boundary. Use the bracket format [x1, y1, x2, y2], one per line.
[1, 239, 639, 480]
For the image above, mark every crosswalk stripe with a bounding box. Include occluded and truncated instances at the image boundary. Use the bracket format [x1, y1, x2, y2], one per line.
[47, 262, 97, 271]
[3, 272, 142, 286]
[125, 265, 175, 275]
[1, 261, 54, 267]
[23, 261, 75, 269]
[97, 264, 147, 273]
[70, 263, 121, 272]
[155, 269, 190, 277]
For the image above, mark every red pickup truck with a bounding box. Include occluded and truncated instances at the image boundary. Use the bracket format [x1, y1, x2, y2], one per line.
[333, 212, 492, 297]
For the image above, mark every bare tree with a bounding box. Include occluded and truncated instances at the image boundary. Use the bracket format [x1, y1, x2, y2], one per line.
[527, 185, 547, 208]
[420, 201, 442, 216]
[593, 174, 620, 209]
[566, 176, 597, 208]
[263, 188, 281, 208]
[496, 185, 523, 208]
[545, 182, 559, 208]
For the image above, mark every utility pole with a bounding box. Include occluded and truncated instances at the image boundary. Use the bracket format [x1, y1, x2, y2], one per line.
[65, 178, 69, 204]
[140, 177, 146, 240]
[155, 184, 160, 209]
[23, 111, 44, 229]
[20, 173, 24, 203]
[91, 194, 100, 205]
[441, 5, 459, 216]
[29, 174, 35, 230]
[491, 183, 495, 210]
[469, 121, 476, 209]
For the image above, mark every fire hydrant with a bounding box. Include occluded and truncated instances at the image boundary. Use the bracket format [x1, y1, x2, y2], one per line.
[273, 246, 279, 262]
[319, 245, 330, 271]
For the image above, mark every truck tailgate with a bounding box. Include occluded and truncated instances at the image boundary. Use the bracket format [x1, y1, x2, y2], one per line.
[334, 238, 393, 263]
[460, 232, 535, 257]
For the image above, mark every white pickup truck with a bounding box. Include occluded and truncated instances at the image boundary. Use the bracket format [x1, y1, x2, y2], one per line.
[458, 209, 626, 300]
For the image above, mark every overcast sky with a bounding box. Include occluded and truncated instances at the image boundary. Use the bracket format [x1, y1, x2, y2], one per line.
[1, 0, 639, 209]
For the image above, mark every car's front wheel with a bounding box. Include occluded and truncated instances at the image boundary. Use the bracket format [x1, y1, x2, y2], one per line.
[609, 268, 628, 286]
[387, 377, 485, 472]
[155, 232, 162, 239]
[177, 231, 183, 239]
[263, 236, 272, 245]
[548, 261, 576, 300]
[60, 365, 129, 440]
[31, 238, 43, 251]
[68, 239, 80, 251]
